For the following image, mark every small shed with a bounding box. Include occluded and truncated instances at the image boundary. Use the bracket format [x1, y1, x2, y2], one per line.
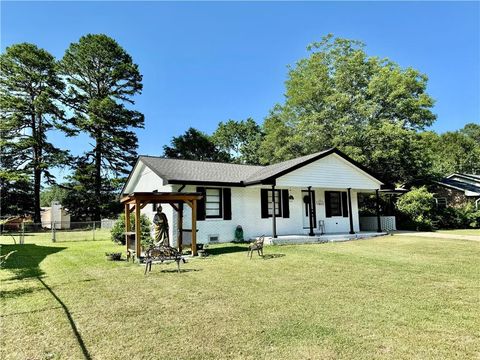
[41, 202, 71, 229]
[120, 192, 203, 257]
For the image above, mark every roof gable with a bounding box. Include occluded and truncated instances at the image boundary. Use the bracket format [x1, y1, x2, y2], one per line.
[275, 152, 383, 189]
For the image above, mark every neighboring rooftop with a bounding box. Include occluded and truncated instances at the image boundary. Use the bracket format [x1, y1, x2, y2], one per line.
[437, 173, 480, 196]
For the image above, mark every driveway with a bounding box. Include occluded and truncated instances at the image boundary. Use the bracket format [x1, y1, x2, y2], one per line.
[394, 231, 480, 242]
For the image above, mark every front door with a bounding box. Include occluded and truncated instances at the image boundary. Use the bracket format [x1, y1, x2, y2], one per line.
[302, 190, 316, 229]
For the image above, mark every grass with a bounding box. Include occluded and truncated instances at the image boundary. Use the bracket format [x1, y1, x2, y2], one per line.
[1, 234, 479, 359]
[0, 228, 111, 244]
[436, 229, 480, 236]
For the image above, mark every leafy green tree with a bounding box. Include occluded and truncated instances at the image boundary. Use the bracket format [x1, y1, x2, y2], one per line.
[258, 105, 303, 165]
[163, 127, 231, 162]
[0, 43, 67, 221]
[40, 185, 68, 207]
[0, 157, 33, 217]
[424, 124, 480, 176]
[212, 118, 264, 164]
[61, 159, 123, 221]
[59, 34, 143, 220]
[111, 213, 152, 246]
[396, 186, 435, 230]
[460, 123, 480, 144]
[258, 34, 437, 185]
[360, 122, 435, 186]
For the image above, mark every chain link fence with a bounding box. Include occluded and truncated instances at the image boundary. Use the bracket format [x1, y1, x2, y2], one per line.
[0, 220, 116, 244]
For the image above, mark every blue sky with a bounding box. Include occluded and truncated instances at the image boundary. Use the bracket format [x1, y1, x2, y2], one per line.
[2, 1, 479, 174]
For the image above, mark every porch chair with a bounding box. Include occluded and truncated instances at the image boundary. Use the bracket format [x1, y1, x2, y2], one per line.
[248, 235, 265, 259]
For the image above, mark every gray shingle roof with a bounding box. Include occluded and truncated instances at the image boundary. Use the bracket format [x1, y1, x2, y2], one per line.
[137, 148, 381, 186]
[140, 156, 263, 184]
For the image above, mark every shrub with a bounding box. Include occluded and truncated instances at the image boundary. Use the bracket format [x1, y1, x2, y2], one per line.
[396, 186, 435, 231]
[435, 203, 480, 229]
[111, 213, 152, 246]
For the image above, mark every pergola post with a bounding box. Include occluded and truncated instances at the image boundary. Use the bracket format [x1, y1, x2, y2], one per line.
[135, 200, 141, 257]
[177, 202, 183, 252]
[347, 188, 355, 234]
[191, 200, 197, 256]
[120, 192, 204, 259]
[124, 203, 131, 251]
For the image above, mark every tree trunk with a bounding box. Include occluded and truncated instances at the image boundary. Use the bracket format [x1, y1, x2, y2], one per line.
[33, 167, 41, 223]
[94, 136, 102, 221]
[32, 113, 41, 223]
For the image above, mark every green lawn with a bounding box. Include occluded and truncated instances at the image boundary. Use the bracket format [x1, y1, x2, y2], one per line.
[436, 229, 480, 236]
[1, 235, 479, 359]
[0, 228, 111, 244]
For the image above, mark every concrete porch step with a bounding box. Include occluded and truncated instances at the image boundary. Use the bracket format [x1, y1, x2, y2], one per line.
[266, 232, 387, 245]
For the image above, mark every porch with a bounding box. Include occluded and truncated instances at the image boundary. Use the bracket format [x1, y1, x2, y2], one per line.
[264, 231, 388, 245]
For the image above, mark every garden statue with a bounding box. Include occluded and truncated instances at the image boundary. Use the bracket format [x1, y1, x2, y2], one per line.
[153, 206, 169, 246]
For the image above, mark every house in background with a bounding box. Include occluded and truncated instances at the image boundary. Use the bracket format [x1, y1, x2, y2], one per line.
[41, 202, 71, 229]
[432, 173, 480, 210]
[122, 148, 392, 246]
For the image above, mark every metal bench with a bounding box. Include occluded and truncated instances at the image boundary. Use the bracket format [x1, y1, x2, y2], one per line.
[144, 244, 186, 274]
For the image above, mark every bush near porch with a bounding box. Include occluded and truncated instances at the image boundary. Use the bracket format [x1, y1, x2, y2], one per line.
[395, 187, 480, 231]
[1, 235, 479, 359]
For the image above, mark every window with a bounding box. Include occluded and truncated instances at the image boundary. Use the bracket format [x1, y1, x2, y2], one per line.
[326, 191, 342, 217]
[205, 188, 222, 218]
[325, 191, 348, 217]
[260, 189, 289, 219]
[267, 190, 282, 217]
[196, 187, 231, 221]
[435, 197, 447, 209]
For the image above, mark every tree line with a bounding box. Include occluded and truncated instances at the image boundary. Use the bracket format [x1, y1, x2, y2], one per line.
[163, 35, 479, 186]
[2, 34, 479, 222]
[1, 34, 143, 222]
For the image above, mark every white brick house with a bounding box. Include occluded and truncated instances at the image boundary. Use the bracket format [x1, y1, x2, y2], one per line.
[122, 148, 385, 245]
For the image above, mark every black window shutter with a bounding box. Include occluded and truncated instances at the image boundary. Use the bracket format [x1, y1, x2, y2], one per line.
[196, 187, 206, 221]
[223, 188, 232, 220]
[342, 192, 349, 217]
[325, 191, 332, 218]
[282, 190, 290, 218]
[261, 189, 269, 218]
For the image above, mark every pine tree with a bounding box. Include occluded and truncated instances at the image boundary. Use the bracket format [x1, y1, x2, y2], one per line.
[59, 34, 144, 220]
[0, 43, 67, 221]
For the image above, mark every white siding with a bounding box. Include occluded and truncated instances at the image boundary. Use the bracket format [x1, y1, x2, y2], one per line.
[171, 185, 360, 246]
[123, 156, 372, 245]
[276, 153, 381, 190]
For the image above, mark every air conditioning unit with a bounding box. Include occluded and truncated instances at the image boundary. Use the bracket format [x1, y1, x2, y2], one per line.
[208, 234, 219, 243]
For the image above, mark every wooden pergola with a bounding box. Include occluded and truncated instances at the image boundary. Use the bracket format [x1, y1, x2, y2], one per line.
[120, 192, 203, 257]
